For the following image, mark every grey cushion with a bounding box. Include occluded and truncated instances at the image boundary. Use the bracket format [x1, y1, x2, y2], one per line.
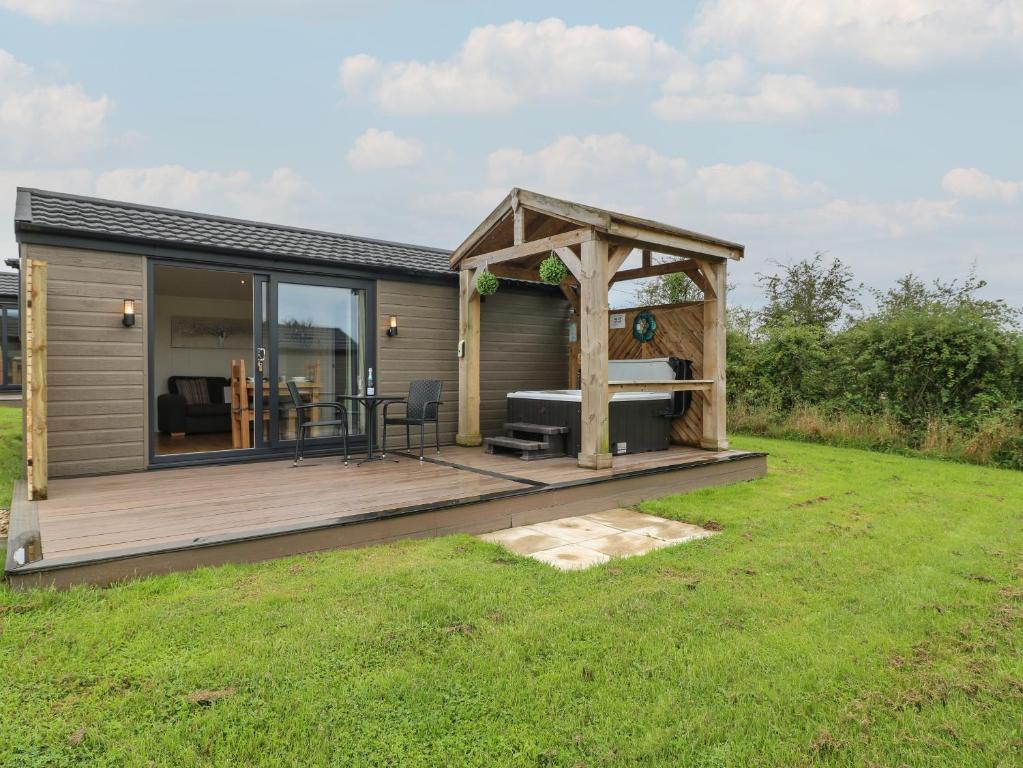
[177, 378, 211, 406]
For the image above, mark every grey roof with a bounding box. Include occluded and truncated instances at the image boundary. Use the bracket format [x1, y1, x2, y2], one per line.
[14, 188, 453, 278]
[0, 272, 18, 297]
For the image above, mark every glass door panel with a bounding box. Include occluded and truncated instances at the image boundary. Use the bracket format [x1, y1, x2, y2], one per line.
[274, 282, 366, 442]
[150, 265, 259, 457]
[1, 307, 20, 389]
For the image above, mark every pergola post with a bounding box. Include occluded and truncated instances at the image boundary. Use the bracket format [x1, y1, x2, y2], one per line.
[25, 257, 48, 500]
[701, 259, 728, 451]
[456, 268, 482, 446]
[578, 236, 612, 469]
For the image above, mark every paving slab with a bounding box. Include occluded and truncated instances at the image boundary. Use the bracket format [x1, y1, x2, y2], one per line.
[479, 509, 718, 570]
[530, 543, 610, 571]
[479, 527, 567, 555]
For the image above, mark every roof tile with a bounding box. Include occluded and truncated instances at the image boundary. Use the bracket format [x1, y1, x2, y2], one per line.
[15, 189, 453, 277]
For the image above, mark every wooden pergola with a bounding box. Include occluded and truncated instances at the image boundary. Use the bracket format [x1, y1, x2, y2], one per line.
[450, 188, 745, 469]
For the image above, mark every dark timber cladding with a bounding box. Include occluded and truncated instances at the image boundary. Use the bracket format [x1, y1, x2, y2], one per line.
[377, 282, 569, 449]
[28, 243, 147, 477]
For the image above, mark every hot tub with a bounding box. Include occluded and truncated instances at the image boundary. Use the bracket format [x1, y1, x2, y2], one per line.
[506, 389, 672, 455]
[505, 358, 691, 456]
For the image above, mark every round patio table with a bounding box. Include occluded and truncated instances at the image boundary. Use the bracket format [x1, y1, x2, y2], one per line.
[336, 393, 406, 466]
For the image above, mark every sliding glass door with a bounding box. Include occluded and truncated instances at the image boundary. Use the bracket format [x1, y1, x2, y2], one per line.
[270, 278, 368, 447]
[148, 262, 372, 464]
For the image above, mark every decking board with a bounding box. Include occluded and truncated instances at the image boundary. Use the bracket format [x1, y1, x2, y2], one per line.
[9, 445, 767, 589]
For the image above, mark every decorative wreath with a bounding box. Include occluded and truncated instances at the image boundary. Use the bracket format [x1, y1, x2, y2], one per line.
[632, 310, 658, 342]
[476, 269, 499, 296]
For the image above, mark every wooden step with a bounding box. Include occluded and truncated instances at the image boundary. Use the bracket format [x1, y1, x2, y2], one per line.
[503, 422, 568, 435]
[484, 435, 547, 451]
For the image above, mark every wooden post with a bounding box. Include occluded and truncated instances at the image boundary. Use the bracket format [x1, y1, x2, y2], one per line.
[456, 268, 482, 446]
[25, 258, 48, 500]
[578, 236, 612, 469]
[701, 259, 728, 451]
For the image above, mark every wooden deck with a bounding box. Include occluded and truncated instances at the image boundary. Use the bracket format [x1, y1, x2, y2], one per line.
[6, 445, 766, 589]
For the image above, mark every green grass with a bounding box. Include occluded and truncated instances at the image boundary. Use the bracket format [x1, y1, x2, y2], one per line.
[0, 405, 21, 511]
[1, 436, 1021, 767]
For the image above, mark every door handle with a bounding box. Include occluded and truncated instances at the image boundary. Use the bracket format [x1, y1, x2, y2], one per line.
[256, 346, 266, 374]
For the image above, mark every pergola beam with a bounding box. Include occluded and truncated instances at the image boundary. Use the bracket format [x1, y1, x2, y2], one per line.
[513, 205, 526, 245]
[460, 228, 593, 273]
[553, 246, 583, 282]
[559, 281, 579, 312]
[607, 245, 633, 282]
[607, 221, 741, 261]
[608, 257, 716, 298]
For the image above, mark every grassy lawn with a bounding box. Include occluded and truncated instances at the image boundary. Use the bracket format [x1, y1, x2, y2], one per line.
[1, 436, 1021, 767]
[0, 405, 21, 512]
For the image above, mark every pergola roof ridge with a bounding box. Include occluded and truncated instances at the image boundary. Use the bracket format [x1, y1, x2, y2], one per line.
[450, 187, 745, 268]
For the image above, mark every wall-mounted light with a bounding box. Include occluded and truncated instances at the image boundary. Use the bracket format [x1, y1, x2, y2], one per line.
[122, 299, 136, 327]
[386, 315, 398, 337]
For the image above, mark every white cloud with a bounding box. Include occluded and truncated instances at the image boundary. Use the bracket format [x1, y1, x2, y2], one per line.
[2, 164, 317, 272]
[695, 162, 829, 204]
[488, 133, 688, 197]
[654, 67, 898, 121]
[339, 18, 685, 114]
[0, 49, 110, 163]
[2, 165, 314, 227]
[689, 0, 1023, 68]
[92, 165, 315, 221]
[340, 22, 901, 122]
[347, 128, 423, 170]
[726, 197, 961, 239]
[458, 134, 971, 276]
[486, 134, 827, 210]
[942, 167, 1021, 202]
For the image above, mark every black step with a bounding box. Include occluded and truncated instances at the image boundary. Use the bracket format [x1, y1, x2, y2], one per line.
[503, 422, 568, 435]
[484, 435, 548, 451]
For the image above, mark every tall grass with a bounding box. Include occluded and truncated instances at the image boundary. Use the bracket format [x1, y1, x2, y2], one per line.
[729, 399, 1023, 470]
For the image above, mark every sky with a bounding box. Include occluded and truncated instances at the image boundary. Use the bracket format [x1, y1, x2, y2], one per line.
[1, 0, 1021, 310]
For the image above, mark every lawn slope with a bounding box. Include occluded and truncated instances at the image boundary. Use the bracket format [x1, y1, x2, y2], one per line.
[1, 437, 1021, 767]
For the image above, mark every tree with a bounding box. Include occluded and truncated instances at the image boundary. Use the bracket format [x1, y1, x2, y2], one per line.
[757, 252, 860, 329]
[633, 270, 702, 306]
[873, 267, 1019, 327]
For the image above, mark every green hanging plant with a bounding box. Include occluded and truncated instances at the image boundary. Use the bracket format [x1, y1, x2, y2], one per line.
[538, 254, 568, 285]
[476, 269, 499, 296]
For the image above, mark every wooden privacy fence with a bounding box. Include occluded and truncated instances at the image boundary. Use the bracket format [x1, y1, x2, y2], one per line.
[24, 258, 47, 501]
[569, 301, 706, 446]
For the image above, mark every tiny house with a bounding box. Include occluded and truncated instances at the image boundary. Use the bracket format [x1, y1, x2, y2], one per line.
[7, 186, 765, 588]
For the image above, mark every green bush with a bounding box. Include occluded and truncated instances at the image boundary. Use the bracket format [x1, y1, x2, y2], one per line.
[839, 307, 1020, 425]
[717, 260, 1023, 468]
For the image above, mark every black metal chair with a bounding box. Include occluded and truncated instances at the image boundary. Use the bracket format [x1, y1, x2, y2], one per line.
[286, 380, 349, 467]
[382, 379, 443, 460]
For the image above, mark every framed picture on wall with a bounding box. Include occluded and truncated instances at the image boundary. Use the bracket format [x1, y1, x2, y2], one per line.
[170, 316, 252, 350]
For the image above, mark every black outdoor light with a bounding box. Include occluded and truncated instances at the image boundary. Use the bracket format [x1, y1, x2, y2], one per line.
[122, 298, 136, 327]
[386, 315, 398, 337]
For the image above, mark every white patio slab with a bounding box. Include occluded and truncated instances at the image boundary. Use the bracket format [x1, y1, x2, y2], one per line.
[479, 508, 717, 570]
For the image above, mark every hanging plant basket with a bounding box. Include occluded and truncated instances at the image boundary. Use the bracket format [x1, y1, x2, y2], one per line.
[538, 254, 568, 285]
[476, 269, 499, 296]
